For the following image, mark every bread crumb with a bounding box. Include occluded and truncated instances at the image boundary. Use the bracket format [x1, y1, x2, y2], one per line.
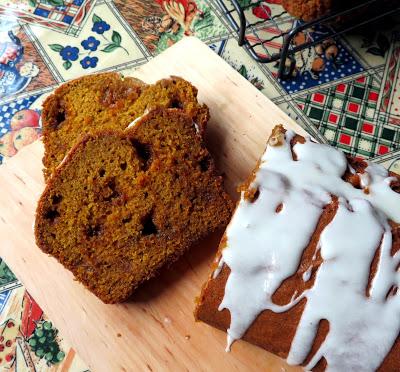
[268, 125, 286, 147]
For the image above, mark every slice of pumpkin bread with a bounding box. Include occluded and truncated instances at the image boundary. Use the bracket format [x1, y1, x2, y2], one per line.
[35, 108, 232, 304]
[42, 72, 210, 179]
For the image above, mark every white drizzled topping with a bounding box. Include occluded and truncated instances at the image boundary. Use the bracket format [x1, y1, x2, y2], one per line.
[288, 198, 400, 371]
[127, 109, 149, 128]
[348, 163, 356, 174]
[213, 257, 225, 279]
[216, 129, 400, 370]
[127, 112, 200, 134]
[192, 121, 200, 134]
[302, 267, 312, 282]
[54, 111, 148, 173]
[58, 154, 68, 168]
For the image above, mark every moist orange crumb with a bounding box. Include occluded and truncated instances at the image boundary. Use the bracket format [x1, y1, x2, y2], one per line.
[35, 108, 232, 304]
[41, 72, 209, 179]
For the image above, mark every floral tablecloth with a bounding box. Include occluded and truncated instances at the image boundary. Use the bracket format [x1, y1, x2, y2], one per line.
[0, 0, 399, 370]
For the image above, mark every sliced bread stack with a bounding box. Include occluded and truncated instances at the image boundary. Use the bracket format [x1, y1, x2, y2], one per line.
[35, 73, 232, 303]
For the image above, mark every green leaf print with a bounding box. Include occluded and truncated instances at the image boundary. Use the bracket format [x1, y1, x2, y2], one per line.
[49, 44, 63, 52]
[238, 65, 248, 79]
[92, 14, 103, 23]
[46, 0, 64, 6]
[237, 0, 251, 8]
[102, 44, 119, 53]
[0, 260, 16, 285]
[111, 31, 122, 46]
[63, 60, 72, 70]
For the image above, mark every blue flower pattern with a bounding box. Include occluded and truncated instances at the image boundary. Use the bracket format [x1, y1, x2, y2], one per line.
[48, 14, 128, 71]
[80, 56, 98, 69]
[81, 36, 100, 52]
[92, 21, 110, 35]
[59, 46, 79, 61]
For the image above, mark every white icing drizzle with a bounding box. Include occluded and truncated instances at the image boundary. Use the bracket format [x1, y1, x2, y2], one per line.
[127, 109, 149, 128]
[213, 257, 225, 279]
[128, 111, 200, 133]
[216, 130, 400, 370]
[348, 163, 356, 175]
[302, 266, 312, 282]
[58, 154, 68, 169]
[193, 121, 200, 133]
[288, 198, 400, 371]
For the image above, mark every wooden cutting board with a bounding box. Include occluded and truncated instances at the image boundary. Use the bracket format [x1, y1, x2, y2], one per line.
[0, 37, 307, 371]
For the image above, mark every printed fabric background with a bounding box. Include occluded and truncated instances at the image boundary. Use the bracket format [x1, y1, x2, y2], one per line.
[0, 0, 399, 370]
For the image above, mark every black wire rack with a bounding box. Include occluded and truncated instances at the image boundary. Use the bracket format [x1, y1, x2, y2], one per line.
[216, 0, 400, 79]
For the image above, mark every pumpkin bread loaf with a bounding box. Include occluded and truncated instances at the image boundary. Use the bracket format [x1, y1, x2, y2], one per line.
[35, 108, 233, 304]
[282, 0, 395, 22]
[282, 0, 335, 21]
[281, 0, 367, 21]
[42, 72, 210, 179]
[195, 125, 400, 371]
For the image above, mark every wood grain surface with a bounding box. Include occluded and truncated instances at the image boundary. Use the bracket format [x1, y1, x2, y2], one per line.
[0, 37, 306, 371]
